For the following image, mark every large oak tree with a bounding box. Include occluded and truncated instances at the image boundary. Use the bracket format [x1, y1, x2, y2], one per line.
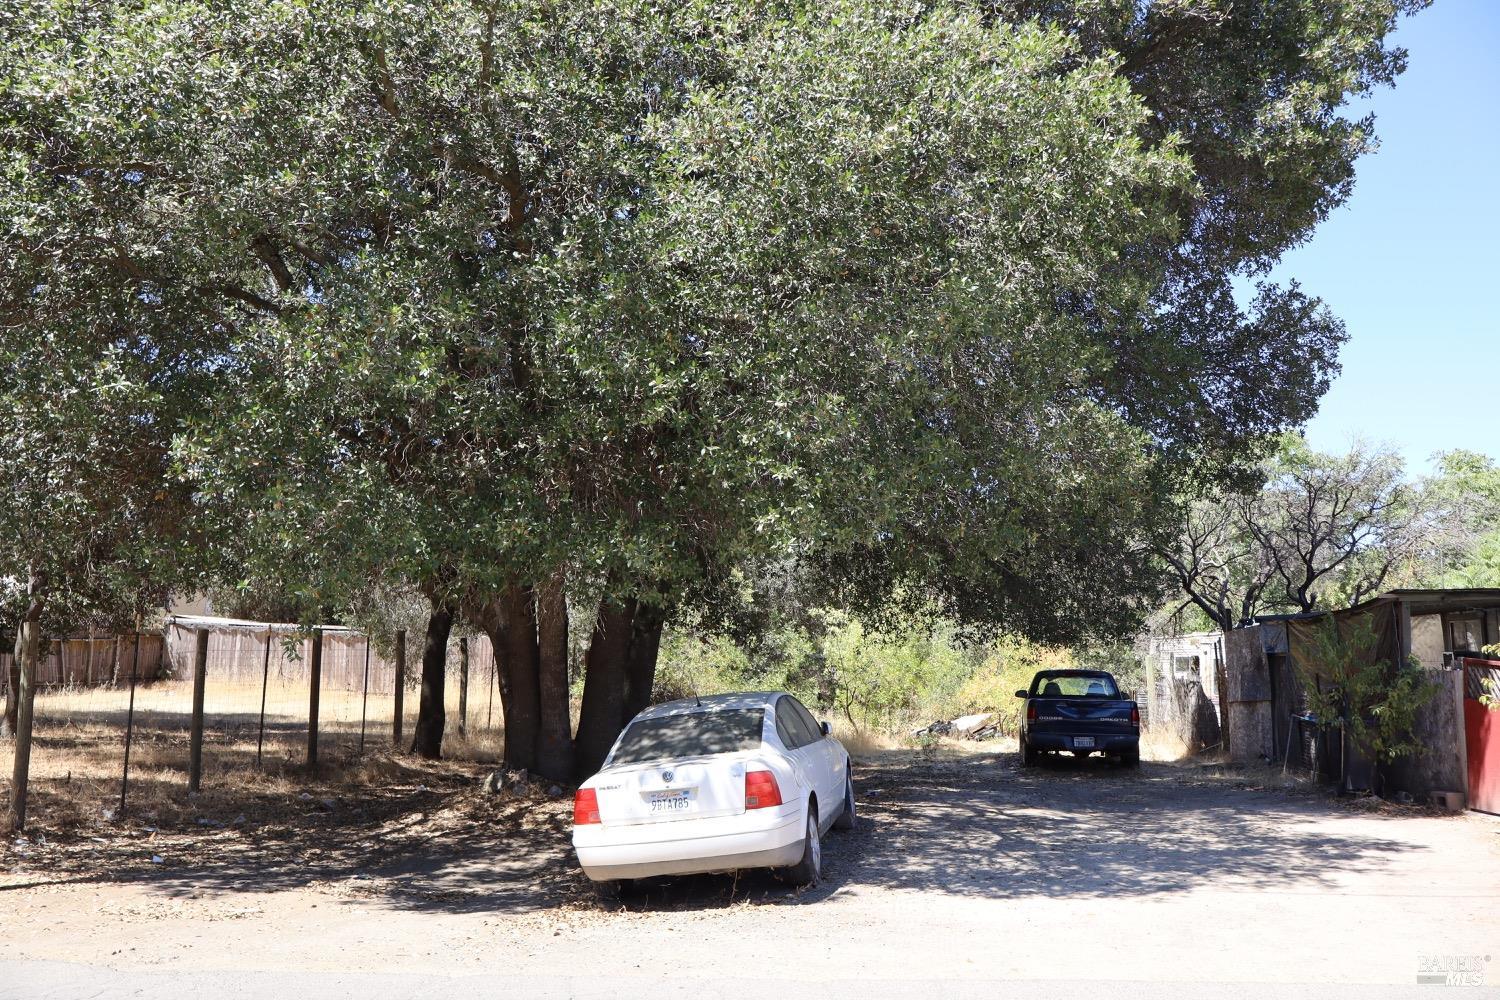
[3, 0, 1421, 780]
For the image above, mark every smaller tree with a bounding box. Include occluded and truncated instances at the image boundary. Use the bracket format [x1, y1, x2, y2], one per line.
[1421, 450, 1500, 589]
[1158, 490, 1274, 631]
[1159, 439, 1438, 629]
[1249, 440, 1431, 611]
[1293, 615, 1437, 791]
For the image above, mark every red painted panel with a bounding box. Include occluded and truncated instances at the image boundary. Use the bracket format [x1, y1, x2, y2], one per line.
[1462, 658, 1500, 815]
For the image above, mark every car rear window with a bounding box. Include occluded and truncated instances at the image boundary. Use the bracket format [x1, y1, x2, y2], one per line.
[1033, 674, 1120, 698]
[610, 708, 766, 765]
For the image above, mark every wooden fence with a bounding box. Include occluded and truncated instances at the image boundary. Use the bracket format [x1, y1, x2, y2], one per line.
[0, 633, 164, 689]
[161, 616, 493, 694]
[1, 618, 493, 700]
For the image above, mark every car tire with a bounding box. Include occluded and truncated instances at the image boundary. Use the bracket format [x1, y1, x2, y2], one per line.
[833, 769, 856, 831]
[1022, 738, 1038, 766]
[592, 879, 623, 901]
[1123, 748, 1140, 767]
[779, 803, 821, 887]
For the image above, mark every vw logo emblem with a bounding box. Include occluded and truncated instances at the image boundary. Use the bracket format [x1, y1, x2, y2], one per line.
[662, 770, 674, 783]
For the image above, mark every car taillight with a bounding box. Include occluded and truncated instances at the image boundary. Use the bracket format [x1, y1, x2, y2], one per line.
[1130, 705, 1140, 725]
[1026, 703, 1037, 723]
[745, 769, 783, 809]
[573, 787, 600, 825]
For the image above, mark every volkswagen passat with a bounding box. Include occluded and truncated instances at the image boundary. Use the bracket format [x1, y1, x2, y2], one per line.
[572, 692, 856, 889]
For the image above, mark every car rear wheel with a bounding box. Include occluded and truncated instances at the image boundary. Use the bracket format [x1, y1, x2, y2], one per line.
[833, 769, 856, 831]
[779, 803, 821, 887]
[1022, 738, 1038, 766]
[1122, 748, 1140, 767]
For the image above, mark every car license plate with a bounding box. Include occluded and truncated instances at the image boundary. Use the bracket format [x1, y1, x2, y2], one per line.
[648, 789, 693, 813]
[1073, 736, 1095, 749]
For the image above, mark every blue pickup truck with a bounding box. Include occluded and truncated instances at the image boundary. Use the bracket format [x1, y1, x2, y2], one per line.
[1016, 669, 1139, 767]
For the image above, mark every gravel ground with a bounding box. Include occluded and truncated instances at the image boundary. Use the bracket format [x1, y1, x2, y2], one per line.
[3, 744, 1498, 998]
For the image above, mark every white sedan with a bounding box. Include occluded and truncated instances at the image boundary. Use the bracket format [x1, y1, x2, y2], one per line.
[572, 691, 856, 888]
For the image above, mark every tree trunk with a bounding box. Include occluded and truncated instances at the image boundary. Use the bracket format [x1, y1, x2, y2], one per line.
[3, 630, 19, 737]
[622, 600, 667, 723]
[500, 585, 541, 772]
[8, 576, 41, 832]
[573, 594, 637, 780]
[411, 599, 455, 759]
[534, 571, 573, 782]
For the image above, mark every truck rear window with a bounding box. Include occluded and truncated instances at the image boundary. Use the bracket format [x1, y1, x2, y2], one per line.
[1033, 675, 1120, 698]
[610, 709, 766, 765]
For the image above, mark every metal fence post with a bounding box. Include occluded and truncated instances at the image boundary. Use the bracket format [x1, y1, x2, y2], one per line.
[256, 628, 273, 766]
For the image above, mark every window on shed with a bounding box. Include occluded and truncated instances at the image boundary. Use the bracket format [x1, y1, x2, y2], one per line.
[1172, 656, 1200, 682]
[1447, 617, 1485, 655]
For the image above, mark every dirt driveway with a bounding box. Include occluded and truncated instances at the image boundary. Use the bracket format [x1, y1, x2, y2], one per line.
[4, 745, 1499, 998]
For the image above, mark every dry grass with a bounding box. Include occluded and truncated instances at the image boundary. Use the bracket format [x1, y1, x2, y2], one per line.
[1139, 727, 1190, 762]
[828, 720, 905, 761]
[1, 679, 512, 843]
[0, 740, 584, 913]
[30, 677, 501, 738]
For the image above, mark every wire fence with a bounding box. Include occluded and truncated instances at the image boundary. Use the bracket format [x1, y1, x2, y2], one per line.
[3, 617, 504, 818]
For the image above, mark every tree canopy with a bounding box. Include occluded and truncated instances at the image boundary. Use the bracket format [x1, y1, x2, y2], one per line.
[2, 0, 1425, 775]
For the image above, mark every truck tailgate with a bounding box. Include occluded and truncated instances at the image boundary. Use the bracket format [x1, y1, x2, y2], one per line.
[1031, 698, 1136, 734]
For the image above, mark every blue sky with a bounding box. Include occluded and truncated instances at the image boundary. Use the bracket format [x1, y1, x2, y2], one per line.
[1260, 0, 1499, 474]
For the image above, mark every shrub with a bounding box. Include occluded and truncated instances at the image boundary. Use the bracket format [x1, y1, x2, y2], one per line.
[1293, 614, 1438, 767]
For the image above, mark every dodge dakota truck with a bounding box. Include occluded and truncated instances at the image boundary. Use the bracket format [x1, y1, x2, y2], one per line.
[1016, 669, 1139, 766]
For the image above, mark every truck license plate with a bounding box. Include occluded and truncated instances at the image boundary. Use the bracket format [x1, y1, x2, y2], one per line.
[1073, 736, 1095, 749]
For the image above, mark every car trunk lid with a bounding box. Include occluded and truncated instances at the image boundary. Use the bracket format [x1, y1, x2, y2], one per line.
[592, 754, 753, 826]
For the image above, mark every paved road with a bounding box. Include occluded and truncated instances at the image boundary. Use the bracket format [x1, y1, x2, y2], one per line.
[4, 748, 1498, 998]
[8, 960, 1494, 1000]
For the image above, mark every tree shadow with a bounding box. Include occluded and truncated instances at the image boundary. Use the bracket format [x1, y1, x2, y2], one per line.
[4, 746, 1423, 917]
[594, 747, 1423, 912]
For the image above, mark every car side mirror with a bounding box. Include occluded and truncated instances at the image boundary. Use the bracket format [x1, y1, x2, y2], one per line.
[1014, 689, 1028, 699]
[821, 721, 831, 736]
